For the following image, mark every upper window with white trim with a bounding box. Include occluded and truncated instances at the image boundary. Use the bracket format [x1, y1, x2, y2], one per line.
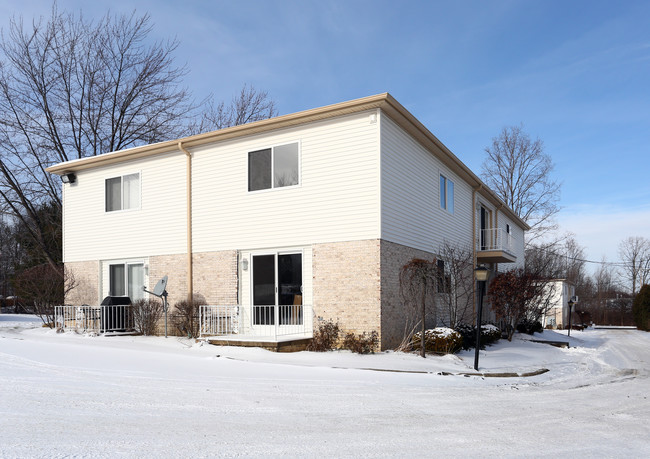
[440, 174, 454, 214]
[105, 173, 140, 212]
[248, 142, 299, 192]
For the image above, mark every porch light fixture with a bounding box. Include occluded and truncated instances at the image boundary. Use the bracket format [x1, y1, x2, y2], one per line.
[241, 258, 249, 271]
[474, 264, 490, 371]
[60, 172, 76, 184]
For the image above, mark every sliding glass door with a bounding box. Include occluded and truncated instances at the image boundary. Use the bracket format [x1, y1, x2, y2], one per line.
[252, 252, 302, 326]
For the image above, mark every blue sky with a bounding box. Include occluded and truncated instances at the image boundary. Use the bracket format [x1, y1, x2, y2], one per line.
[2, 0, 649, 268]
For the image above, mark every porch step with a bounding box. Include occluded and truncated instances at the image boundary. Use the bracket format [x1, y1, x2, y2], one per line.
[206, 338, 312, 352]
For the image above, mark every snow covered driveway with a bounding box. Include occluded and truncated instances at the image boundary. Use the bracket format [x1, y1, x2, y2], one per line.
[1, 315, 649, 457]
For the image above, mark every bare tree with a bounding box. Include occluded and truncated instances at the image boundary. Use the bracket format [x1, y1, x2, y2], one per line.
[194, 84, 278, 133]
[399, 258, 438, 357]
[437, 241, 474, 328]
[481, 124, 561, 244]
[618, 236, 650, 296]
[13, 263, 77, 327]
[0, 7, 193, 271]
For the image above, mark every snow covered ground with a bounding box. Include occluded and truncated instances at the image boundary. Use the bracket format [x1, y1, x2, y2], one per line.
[1, 314, 649, 458]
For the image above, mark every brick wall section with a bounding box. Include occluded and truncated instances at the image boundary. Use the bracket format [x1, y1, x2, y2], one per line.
[148, 251, 238, 335]
[380, 240, 438, 350]
[65, 260, 100, 305]
[148, 254, 188, 307]
[192, 250, 238, 304]
[148, 251, 238, 307]
[312, 240, 381, 343]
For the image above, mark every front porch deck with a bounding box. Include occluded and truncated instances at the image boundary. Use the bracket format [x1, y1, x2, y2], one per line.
[205, 335, 312, 352]
[199, 304, 314, 351]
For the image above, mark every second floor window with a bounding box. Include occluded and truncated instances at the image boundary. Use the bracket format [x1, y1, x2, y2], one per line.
[248, 142, 299, 191]
[106, 173, 140, 212]
[440, 174, 454, 214]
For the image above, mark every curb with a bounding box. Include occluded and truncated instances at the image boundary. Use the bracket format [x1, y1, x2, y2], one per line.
[443, 368, 550, 378]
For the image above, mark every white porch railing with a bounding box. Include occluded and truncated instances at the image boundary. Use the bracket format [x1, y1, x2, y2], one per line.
[199, 305, 240, 337]
[478, 228, 515, 253]
[199, 304, 313, 340]
[55, 305, 134, 333]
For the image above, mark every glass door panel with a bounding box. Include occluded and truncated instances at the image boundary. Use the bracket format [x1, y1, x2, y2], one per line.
[252, 254, 275, 325]
[127, 263, 144, 301]
[480, 206, 488, 251]
[278, 254, 302, 325]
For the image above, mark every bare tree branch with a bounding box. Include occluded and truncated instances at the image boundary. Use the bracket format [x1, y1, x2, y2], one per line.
[0, 7, 193, 270]
[618, 236, 650, 296]
[481, 124, 561, 245]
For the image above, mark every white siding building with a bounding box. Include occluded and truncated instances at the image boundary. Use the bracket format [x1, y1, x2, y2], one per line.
[48, 93, 528, 349]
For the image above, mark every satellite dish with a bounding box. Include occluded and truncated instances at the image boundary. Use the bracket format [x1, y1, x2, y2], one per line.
[143, 275, 170, 338]
[153, 275, 168, 296]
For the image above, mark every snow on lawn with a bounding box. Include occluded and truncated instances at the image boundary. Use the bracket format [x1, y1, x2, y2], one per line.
[1, 314, 649, 457]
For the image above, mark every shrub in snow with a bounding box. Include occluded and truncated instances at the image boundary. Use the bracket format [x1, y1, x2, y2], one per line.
[453, 324, 501, 350]
[307, 319, 341, 352]
[342, 330, 379, 354]
[633, 284, 650, 331]
[411, 327, 463, 355]
[172, 298, 207, 338]
[132, 299, 164, 336]
[516, 319, 543, 335]
[480, 324, 501, 346]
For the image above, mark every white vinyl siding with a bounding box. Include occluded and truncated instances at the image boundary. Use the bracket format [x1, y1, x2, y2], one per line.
[192, 111, 380, 251]
[64, 111, 378, 263]
[380, 115, 472, 252]
[63, 151, 187, 262]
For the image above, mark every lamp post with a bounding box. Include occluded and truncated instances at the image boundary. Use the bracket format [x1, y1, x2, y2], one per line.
[474, 265, 489, 371]
[567, 297, 576, 337]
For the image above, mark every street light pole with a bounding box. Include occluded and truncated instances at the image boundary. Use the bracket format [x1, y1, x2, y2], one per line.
[474, 265, 489, 371]
[567, 298, 575, 338]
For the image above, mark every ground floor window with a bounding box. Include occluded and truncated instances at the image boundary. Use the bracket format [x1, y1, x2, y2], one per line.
[109, 261, 145, 301]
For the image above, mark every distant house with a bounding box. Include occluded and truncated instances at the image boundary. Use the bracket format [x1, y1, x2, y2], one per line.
[542, 279, 576, 329]
[47, 93, 528, 349]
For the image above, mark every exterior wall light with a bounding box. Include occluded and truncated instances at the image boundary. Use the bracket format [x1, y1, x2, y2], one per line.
[61, 173, 76, 184]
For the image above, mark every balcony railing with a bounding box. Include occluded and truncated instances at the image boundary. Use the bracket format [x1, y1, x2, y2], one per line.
[478, 228, 515, 253]
[55, 305, 134, 333]
[199, 304, 313, 340]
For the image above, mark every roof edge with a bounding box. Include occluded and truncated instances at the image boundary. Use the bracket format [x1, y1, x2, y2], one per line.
[45, 93, 390, 174]
[46, 92, 529, 230]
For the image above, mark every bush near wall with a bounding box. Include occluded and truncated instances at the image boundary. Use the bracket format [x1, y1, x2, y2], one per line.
[172, 298, 207, 338]
[342, 330, 379, 354]
[307, 319, 340, 351]
[411, 328, 463, 354]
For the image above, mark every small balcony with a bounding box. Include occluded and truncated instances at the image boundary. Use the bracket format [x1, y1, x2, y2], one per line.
[476, 228, 517, 263]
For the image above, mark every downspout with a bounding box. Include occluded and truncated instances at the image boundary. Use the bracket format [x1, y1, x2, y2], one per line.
[178, 142, 193, 301]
